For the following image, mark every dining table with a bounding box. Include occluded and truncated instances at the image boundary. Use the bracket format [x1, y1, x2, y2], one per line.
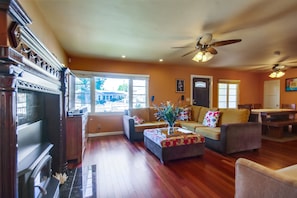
[250, 108, 297, 138]
[250, 108, 297, 123]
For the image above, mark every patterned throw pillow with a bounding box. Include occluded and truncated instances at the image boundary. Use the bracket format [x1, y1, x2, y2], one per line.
[179, 107, 192, 121]
[202, 111, 220, 128]
[133, 116, 144, 125]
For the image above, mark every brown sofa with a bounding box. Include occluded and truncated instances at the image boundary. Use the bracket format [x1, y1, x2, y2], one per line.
[179, 106, 262, 154]
[235, 158, 297, 198]
[123, 106, 261, 154]
[123, 108, 168, 142]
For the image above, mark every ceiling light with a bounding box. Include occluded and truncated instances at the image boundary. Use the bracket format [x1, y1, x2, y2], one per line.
[121, 55, 126, 58]
[159, 59, 163, 62]
[192, 51, 214, 62]
[269, 70, 285, 78]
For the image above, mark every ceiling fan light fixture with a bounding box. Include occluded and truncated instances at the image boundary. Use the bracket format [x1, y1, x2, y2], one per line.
[192, 51, 214, 62]
[269, 70, 285, 78]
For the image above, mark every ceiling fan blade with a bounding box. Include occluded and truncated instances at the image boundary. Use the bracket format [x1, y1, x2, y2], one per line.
[286, 65, 297, 69]
[210, 39, 242, 47]
[284, 60, 297, 64]
[206, 47, 218, 55]
[171, 46, 192, 49]
[181, 49, 197, 57]
[277, 55, 290, 63]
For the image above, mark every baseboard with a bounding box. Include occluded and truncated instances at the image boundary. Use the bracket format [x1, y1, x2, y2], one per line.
[87, 131, 123, 138]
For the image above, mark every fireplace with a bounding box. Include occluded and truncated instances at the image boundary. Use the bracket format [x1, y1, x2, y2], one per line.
[17, 120, 59, 198]
[0, 1, 70, 197]
[29, 154, 53, 197]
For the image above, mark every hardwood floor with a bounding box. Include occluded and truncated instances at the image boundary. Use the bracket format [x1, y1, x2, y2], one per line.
[82, 135, 297, 198]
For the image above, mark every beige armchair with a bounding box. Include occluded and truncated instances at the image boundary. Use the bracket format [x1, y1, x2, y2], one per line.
[235, 158, 297, 198]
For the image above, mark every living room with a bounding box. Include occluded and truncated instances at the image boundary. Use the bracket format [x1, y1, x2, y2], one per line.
[1, 0, 297, 197]
[16, 0, 297, 135]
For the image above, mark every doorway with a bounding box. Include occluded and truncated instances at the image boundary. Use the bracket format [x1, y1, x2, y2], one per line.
[191, 75, 213, 107]
[263, 79, 280, 108]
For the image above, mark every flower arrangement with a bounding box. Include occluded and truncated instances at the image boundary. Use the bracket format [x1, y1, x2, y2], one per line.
[154, 101, 182, 127]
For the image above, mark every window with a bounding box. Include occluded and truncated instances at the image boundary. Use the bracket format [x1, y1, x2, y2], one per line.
[218, 80, 240, 108]
[75, 77, 91, 110]
[73, 71, 149, 113]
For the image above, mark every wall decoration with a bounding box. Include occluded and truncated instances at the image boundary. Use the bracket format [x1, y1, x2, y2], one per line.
[285, 78, 297, 91]
[176, 79, 185, 92]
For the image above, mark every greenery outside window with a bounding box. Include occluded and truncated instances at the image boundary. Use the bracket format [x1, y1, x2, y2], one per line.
[218, 79, 240, 108]
[73, 71, 149, 113]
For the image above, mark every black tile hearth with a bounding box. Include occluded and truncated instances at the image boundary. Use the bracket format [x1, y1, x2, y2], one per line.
[59, 165, 96, 198]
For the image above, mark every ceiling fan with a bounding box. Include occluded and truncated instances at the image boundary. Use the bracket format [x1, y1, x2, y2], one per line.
[269, 64, 286, 78]
[267, 51, 297, 78]
[173, 33, 242, 62]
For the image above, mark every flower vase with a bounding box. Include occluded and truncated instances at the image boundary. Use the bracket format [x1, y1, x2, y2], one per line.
[167, 122, 175, 135]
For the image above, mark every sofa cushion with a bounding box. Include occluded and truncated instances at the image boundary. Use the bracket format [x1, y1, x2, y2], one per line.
[133, 116, 144, 124]
[129, 108, 150, 122]
[218, 108, 250, 125]
[195, 126, 221, 140]
[197, 106, 218, 123]
[202, 111, 221, 128]
[134, 121, 167, 132]
[276, 164, 297, 180]
[190, 105, 202, 122]
[149, 108, 158, 122]
[179, 121, 204, 132]
[179, 107, 192, 121]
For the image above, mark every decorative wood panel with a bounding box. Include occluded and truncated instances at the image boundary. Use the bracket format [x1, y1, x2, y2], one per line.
[0, 0, 68, 197]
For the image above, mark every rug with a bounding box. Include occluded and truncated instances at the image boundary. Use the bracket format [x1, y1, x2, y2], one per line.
[262, 131, 297, 143]
[59, 165, 97, 198]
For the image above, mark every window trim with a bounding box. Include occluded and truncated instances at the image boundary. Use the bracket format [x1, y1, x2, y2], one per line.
[72, 70, 150, 115]
[218, 79, 240, 109]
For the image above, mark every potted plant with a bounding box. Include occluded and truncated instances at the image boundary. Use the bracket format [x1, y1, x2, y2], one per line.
[154, 101, 182, 135]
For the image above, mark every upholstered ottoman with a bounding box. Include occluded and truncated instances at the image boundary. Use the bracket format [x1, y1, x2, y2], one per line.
[144, 127, 205, 164]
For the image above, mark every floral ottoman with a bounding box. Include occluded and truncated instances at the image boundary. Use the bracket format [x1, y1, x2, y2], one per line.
[144, 127, 205, 164]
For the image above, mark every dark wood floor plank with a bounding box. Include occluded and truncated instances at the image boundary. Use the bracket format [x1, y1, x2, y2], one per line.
[82, 135, 297, 198]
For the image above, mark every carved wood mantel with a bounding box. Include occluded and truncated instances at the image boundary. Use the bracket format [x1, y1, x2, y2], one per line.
[0, 1, 67, 197]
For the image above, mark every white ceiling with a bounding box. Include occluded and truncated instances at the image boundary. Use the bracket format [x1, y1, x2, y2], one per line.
[31, 0, 297, 72]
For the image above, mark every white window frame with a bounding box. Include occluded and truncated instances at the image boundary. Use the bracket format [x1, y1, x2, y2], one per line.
[218, 79, 240, 109]
[72, 70, 149, 114]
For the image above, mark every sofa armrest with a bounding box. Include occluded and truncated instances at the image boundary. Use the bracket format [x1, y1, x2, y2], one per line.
[235, 158, 297, 198]
[220, 122, 262, 154]
[122, 115, 135, 142]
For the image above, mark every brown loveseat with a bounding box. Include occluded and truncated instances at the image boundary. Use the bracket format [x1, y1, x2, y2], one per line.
[179, 106, 261, 154]
[235, 158, 297, 198]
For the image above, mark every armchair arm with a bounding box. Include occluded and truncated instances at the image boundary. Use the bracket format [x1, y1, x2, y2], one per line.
[220, 122, 262, 154]
[122, 115, 135, 142]
[235, 158, 297, 198]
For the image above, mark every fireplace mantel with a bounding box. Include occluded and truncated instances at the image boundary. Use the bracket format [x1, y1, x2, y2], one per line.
[0, 0, 69, 197]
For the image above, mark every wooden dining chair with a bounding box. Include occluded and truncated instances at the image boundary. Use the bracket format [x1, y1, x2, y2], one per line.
[252, 104, 262, 109]
[281, 103, 296, 132]
[238, 104, 253, 110]
[281, 104, 296, 110]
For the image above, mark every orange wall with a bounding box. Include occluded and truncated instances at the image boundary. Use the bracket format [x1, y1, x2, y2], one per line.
[69, 57, 263, 133]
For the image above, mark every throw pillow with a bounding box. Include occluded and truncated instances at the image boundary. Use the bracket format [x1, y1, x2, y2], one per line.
[179, 107, 192, 121]
[202, 111, 220, 128]
[133, 116, 144, 125]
